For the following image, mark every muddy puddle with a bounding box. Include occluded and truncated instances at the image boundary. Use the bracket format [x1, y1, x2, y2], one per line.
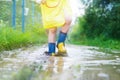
[0, 44, 120, 80]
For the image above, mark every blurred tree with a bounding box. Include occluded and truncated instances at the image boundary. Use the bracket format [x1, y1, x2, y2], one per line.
[75, 0, 120, 40]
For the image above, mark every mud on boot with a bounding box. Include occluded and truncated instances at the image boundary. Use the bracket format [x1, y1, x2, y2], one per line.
[44, 51, 56, 56]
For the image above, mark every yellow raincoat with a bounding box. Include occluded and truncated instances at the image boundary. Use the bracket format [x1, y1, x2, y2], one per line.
[41, 0, 72, 29]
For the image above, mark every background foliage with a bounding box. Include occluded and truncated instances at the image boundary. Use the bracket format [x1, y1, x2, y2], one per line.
[0, 0, 46, 51]
[71, 0, 120, 50]
[0, 26, 47, 51]
[72, 0, 120, 40]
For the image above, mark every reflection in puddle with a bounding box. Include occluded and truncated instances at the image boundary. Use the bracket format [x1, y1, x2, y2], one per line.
[0, 45, 120, 80]
[44, 57, 64, 76]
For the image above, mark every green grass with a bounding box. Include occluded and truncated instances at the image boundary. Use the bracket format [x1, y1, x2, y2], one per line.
[70, 23, 120, 52]
[0, 26, 47, 52]
[71, 37, 120, 52]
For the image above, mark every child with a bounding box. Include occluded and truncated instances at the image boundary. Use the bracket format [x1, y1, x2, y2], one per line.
[37, 0, 72, 56]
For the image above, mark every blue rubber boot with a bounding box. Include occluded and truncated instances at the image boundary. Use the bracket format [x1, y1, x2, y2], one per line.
[45, 43, 56, 56]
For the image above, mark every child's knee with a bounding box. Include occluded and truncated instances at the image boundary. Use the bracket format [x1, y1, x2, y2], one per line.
[49, 28, 57, 34]
[65, 17, 72, 26]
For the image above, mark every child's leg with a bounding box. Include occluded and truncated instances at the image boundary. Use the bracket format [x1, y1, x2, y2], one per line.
[57, 12, 72, 53]
[47, 28, 57, 55]
[57, 18, 71, 44]
[48, 28, 57, 43]
[61, 15, 72, 33]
